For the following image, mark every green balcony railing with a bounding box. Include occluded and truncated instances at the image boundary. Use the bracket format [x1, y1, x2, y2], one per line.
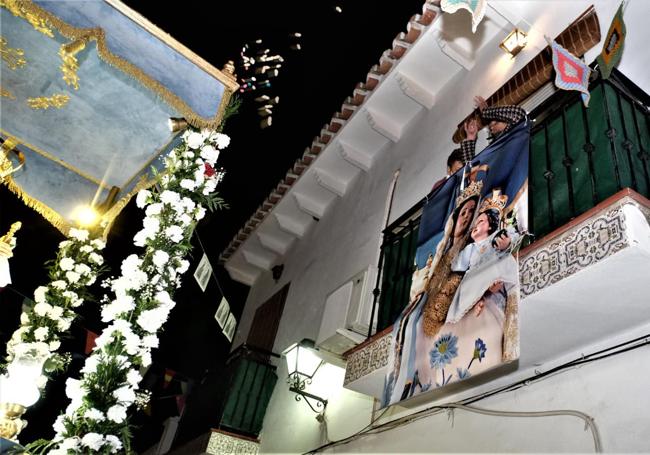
[218, 344, 278, 437]
[370, 69, 650, 336]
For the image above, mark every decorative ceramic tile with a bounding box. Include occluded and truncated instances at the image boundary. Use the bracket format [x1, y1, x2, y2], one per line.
[519, 200, 639, 297]
[206, 431, 259, 455]
[344, 333, 392, 385]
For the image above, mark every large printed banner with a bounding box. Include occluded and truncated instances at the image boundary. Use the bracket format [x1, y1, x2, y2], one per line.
[382, 120, 529, 406]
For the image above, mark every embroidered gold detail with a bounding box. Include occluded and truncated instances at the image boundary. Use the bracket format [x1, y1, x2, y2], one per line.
[1, 137, 25, 180]
[59, 38, 87, 90]
[0, 0, 53, 37]
[0, 86, 16, 99]
[27, 93, 70, 109]
[2, 0, 236, 128]
[0, 36, 26, 69]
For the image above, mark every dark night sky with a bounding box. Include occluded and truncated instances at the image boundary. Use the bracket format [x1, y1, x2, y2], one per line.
[121, 0, 425, 259]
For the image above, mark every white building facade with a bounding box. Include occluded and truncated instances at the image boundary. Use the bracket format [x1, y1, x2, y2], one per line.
[221, 1, 650, 452]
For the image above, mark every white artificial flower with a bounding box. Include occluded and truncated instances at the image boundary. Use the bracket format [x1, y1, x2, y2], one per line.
[84, 408, 105, 422]
[53, 415, 66, 435]
[34, 302, 52, 317]
[133, 229, 149, 247]
[113, 385, 136, 404]
[81, 356, 100, 374]
[65, 378, 84, 402]
[58, 240, 71, 250]
[141, 334, 159, 348]
[89, 252, 104, 265]
[57, 317, 72, 331]
[58, 437, 81, 451]
[51, 280, 67, 290]
[203, 178, 218, 195]
[146, 203, 163, 216]
[200, 145, 220, 164]
[36, 375, 47, 389]
[136, 307, 169, 333]
[63, 290, 82, 307]
[141, 351, 152, 367]
[91, 239, 106, 249]
[195, 206, 206, 221]
[34, 326, 49, 341]
[126, 369, 143, 387]
[155, 291, 175, 311]
[48, 305, 64, 320]
[165, 225, 184, 243]
[66, 271, 81, 284]
[69, 228, 89, 242]
[49, 340, 61, 351]
[80, 245, 93, 254]
[179, 213, 192, 226]
[193, 168, 206, 186]
[20, 312, 29, 324]
[33, 286, 48, 303]
[177, 259, 190, 274]
[180, 178, 197, 191]
[81, 433, 105, 451]
[160, 190, 181, 206]
[152, 250, 169, 268]
[107, 404, 127, 423]
[75, 263, 91, 276]
[143, 215, 161, 232]
[136, 189, 152, 208]
[214, 133, 230, 149]
[59, 257, 75, 271]
[105, 434, 123, 454]
[121, 255, 142, 276]
[186, 131, 204, 149]
[181, 197, 196, 212]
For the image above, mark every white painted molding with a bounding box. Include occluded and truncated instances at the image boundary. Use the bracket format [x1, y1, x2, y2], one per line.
[395, 70, 436, 109]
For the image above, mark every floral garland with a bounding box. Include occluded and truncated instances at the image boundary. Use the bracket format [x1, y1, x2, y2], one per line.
[47, 129, 228, 454]
[2, 228, 105, 387]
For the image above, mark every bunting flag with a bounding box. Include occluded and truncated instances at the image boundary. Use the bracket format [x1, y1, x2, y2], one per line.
[550, 40, 591, 107]
[84, 329, 98, 354]
[440, 0, 487, 34]
[597, 2, 626, 80]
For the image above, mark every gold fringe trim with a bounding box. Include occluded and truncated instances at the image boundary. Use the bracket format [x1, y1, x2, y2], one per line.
[101, 175, 156, 240]
[1, 128, 109, 188]
[2, 175, 70, 235]
[2, 0, 234, 129]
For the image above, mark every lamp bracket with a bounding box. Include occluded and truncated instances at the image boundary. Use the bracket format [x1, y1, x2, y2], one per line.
[289, 386, 328, 414]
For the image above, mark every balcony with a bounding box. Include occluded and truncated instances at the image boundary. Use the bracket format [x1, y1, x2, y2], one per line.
[215, 344, 278, 438]
[344, 70, 650, 398]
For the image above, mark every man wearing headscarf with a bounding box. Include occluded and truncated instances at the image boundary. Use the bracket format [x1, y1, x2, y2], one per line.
[459, 95, 527, 162]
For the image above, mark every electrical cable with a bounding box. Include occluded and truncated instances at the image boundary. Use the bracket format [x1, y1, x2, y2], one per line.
[304, 333, 650, 453]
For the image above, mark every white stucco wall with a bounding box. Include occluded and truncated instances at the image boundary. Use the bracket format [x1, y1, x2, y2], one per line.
[230, 1, 650, 453]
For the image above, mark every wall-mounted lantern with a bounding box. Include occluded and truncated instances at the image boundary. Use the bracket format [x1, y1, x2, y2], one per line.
[282, 339, 328, 413]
